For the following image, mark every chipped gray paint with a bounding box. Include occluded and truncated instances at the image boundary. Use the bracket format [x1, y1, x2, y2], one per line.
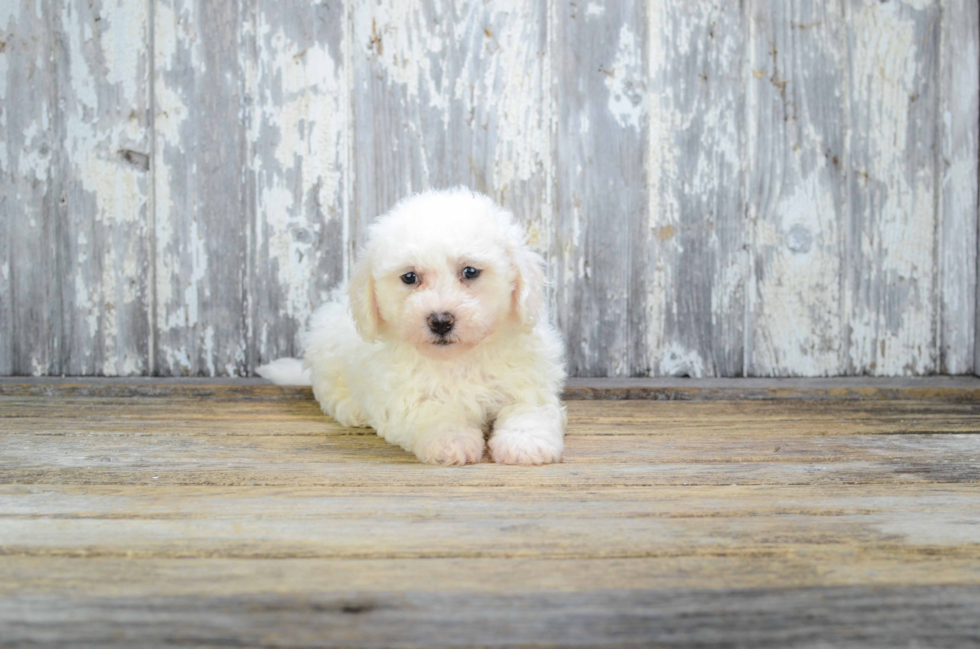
[646, 0, 745, 378]
[845, 0, 941, 376]
[249, 0, 348, 369]
[556, 0, 647, 378]
[351, 0, 551, 247]
[941, 0, 978, 374]
[153, 0, 250, 376]
[745, 0, 845, 377]
[1, 0, 150, 376]
[0, 0, 977, 377]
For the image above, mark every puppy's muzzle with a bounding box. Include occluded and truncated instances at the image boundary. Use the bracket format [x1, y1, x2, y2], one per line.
[427, 312, 455, 336]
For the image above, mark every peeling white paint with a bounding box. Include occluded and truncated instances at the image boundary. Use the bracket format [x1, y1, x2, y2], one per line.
[848, 0, 937, 375]
[660, 342, 706, 378]
[744, 3, 846, 377]
[17, 121, 52, 181]
[604, 23, 645, 131]
[362, 0, 450, 115]
[1, 0, 976, 378]
[753, 174, 842, 376]
[53, 0, 151, 376]
[254, 7, 345, 329]
[939, 0, 979, 374]
[646, 0, 743, 376]
[248, 2, 349, 372]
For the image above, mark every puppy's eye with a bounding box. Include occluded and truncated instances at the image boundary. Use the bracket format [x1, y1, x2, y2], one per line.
[400, 272, 418, 285]
[462, 267, 481, 280]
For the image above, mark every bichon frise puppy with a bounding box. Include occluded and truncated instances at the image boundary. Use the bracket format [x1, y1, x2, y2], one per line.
[258, 188, 567, 466]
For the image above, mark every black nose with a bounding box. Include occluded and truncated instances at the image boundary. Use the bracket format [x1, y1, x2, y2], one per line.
[427, 312, 455, 335]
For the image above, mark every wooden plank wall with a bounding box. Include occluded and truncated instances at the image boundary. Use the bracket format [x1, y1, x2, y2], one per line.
[1, 0, 978, 378]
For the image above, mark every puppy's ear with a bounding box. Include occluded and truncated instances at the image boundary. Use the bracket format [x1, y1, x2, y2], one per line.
[348, 252, 382, 342]
[510, 233, 546, 333]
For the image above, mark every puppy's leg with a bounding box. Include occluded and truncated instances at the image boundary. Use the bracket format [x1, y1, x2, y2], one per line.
[381, 403, 485, 466]
[412, 426, 485, 466]
[489, 403, 565, 465]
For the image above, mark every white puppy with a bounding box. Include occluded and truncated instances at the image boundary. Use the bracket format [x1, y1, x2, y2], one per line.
[258, 188, 567, 466]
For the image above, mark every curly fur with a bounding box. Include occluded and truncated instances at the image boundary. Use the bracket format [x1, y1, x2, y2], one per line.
[258, 188, 567, 465]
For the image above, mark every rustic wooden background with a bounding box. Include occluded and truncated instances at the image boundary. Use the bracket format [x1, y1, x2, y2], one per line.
[1, 0, 978, 378]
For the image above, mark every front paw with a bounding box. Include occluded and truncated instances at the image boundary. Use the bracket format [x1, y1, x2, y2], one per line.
[413, 430, 485, 466]
[489, 428, 563, 466]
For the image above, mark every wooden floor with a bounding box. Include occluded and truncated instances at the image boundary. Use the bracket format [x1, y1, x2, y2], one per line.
[2, 378, 979, 648]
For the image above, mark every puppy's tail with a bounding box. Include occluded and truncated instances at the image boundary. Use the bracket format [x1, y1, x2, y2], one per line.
[256, 358, 312, 386]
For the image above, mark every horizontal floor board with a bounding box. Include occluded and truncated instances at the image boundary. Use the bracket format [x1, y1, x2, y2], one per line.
[3, 586, 979, 649]
[1, 484, 978, 560]
[3, 399, 979, 436]
[5, 550, 980, 597]
[4, 376, 980, 401]
[3, 428, 980, 475]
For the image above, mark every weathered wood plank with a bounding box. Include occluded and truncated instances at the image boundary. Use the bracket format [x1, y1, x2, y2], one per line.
[6, 376, 980, 400]
[5, 424, 979, 465]
[646, 0, 745, 377]
[554, 0, 647, 377]
[2, 483, 979, 559]
[350, 0, 550, 246]
[845, 0, 941, 375]
[153, 0, 249, 376]
[4, 395, 980, 436]
[2, 585, 979, 649]
[4, 442, 977, 486]
[0, 5, 16, 375]
[249, 0, 348, 370]
[57, 0, 151, 375]
[4, 548, 980, 597]
[745, 1, 844, 376]
[3, 394, 978, 487]
[0, 2, 63, 375]
[940, 0, 979, 375]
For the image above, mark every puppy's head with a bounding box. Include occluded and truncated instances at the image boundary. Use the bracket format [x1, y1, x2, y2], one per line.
[349, 188, 544, 356]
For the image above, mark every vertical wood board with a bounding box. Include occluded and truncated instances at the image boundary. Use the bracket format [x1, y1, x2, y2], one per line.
[745, 0, 845, 377]
[57, 0, 152, 376]
[153, 0, 250, 376]
[0, 1, 64, 376]
[939, 0, 978, 375]
[645, 0, 745, 377]
[248, 0, 348, 370]
[555, 0, 648, 377]
[844, 0, 941, 376]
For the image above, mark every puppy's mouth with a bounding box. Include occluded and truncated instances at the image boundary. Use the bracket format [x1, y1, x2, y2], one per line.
[431, 337, 456, 346]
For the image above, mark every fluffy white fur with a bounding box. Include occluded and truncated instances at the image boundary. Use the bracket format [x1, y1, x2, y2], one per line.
[258, 188, 567, 466]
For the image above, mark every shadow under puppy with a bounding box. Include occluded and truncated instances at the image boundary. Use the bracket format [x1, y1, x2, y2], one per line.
[259, 188, 567, 465]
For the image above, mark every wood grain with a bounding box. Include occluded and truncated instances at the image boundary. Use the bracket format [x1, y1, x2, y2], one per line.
[941, 0, 979, 374]
[350, 0, 550, 246]
[1, 0, 152, 377]
[1, 385, 978, 646]
[249, 0, 349, 371]
[3, 585, 978, 649]
[1, 1, 979, 378]
[61, 0, 152, 376]
[153, 0, 250, 376]
[5, 375, 980, 400]
[555, 0, 647, 377]
[647, 0, 745, 378]
[745, 0, 844, 376]
[1, 1, 65, 376]
[845, 0, 941, 375]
